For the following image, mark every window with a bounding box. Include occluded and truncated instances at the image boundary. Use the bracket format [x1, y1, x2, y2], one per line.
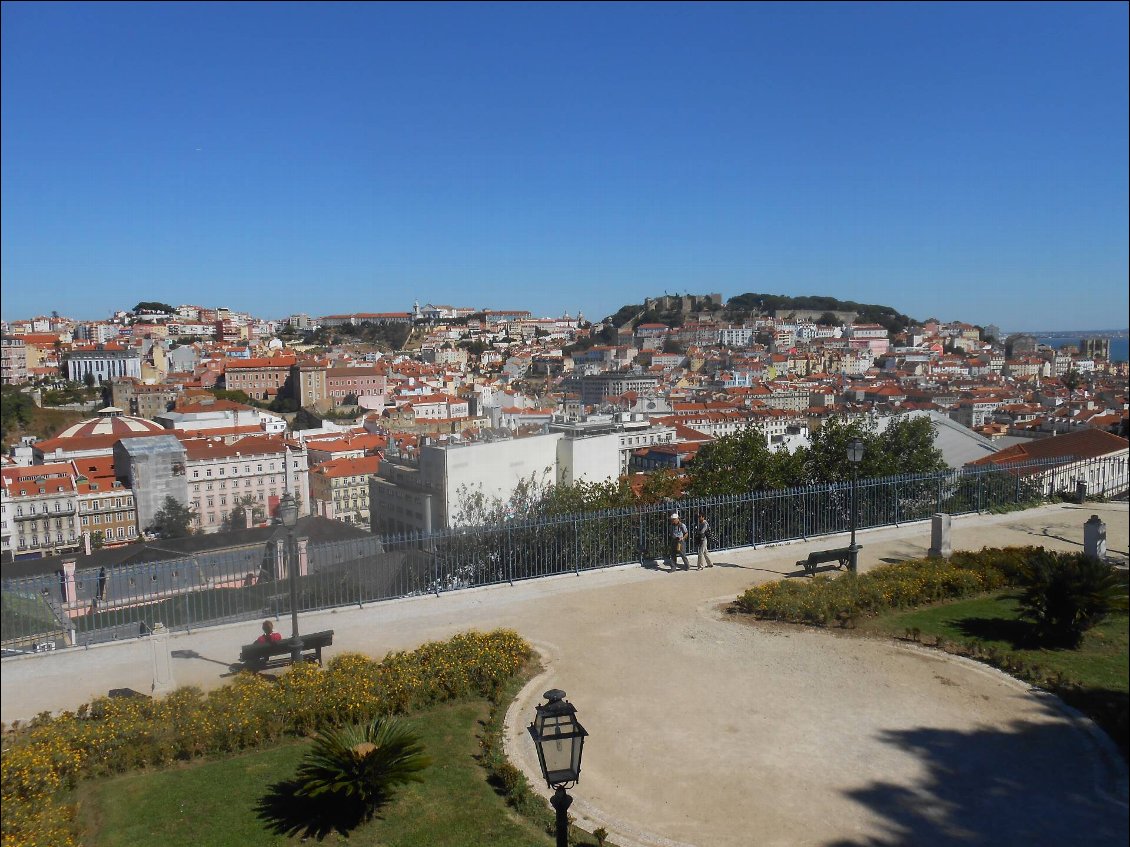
[206, 469, 212, 477]
[193, 470, 200, 478]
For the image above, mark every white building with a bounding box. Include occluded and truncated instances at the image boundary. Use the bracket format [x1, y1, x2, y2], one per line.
[370, 430, 622, 532]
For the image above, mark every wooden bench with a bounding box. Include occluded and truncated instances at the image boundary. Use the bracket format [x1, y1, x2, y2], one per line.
[239, 629, 334, 670]
[796, 547, 857, 576]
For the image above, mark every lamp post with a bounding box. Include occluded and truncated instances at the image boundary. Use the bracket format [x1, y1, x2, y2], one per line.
[847, 439, 864, 573]
[528, 689, 588, 847]
[278, 492, 302, 663]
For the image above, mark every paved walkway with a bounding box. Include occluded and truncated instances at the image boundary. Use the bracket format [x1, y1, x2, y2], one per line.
[3, 502, 1128, 846]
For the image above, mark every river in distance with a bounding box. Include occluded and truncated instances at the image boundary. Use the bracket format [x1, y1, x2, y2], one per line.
[1036, 336, 1128, 363]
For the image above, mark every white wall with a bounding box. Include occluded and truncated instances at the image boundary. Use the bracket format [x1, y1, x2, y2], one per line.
[557, 433, 620, 487]
[436, 433, 562, 526]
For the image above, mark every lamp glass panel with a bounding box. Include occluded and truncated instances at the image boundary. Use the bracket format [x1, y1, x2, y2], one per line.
[540, 715, 576, 775]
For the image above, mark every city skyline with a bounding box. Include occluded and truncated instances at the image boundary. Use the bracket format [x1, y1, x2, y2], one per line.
[2, 3, 1127, 328]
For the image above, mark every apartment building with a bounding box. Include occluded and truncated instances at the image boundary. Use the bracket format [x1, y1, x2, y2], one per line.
[222, 355, 296, 401]
[1, 336, 28, 384]
[182, 436, 310, 532]
[2, 464, 81, 559]
[308, 455, 380, 526]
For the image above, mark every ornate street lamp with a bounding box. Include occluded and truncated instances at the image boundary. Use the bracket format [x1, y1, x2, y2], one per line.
[528, 689, 588, 847]
[278, 492, 303, 663]
[847, 439, 865, 573]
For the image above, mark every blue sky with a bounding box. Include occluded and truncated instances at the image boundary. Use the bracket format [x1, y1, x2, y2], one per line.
[2, 2, 1127, 331]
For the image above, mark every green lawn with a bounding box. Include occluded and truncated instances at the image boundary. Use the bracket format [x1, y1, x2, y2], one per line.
[76, 699, 556, 847]
[858, 590, 1129, 758]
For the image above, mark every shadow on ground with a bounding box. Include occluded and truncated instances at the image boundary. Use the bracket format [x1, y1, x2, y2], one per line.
[826, 701, 1128, 847]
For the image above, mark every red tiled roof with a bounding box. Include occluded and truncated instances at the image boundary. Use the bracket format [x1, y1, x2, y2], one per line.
[969, 429, 1128, 466]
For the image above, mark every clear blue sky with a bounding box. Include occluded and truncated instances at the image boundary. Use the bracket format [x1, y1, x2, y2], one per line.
[2, 2, 1127, 331]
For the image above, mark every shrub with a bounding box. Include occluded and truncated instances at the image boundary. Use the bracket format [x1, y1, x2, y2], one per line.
[256, 717, 430, 838]
[1016, 551, 1129, 647]
[734, 547, 1046, 626]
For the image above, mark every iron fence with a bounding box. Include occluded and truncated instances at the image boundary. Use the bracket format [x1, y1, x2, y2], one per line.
[3, 453, 1126, 653]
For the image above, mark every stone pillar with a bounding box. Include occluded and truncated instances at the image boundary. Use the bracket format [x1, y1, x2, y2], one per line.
[296, 537, 309, 577]
[61, 558, 77, 605]
[1083, 515, 1107, 562]
[928, 513, 951, 559]
[275, 538, 287, 580]
[150, 624, 175, 696]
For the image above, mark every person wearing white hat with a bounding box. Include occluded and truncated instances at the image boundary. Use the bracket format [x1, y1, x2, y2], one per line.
[666, 512, 691, 571]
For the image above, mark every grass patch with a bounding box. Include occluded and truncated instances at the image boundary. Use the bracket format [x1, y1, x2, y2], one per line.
[76, 699, 555, 847]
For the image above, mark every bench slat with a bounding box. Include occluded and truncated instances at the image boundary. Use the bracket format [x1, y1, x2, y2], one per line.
[796, 547, 857, 576]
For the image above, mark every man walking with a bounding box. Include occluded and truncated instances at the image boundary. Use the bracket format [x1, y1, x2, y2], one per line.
[667, 513, 691, 571]
[695, 513, 714, 569]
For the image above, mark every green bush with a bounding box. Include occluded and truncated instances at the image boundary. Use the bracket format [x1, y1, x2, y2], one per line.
[734, 547, 1041, 626]
[1016, 551, 1129, 647]
[256, 717, 431, 838]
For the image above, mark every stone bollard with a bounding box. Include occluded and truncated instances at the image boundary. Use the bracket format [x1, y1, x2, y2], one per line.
[150, 623, 176, 696]
[1083, 515, 1107, 562]
[928, 513, 952, 559]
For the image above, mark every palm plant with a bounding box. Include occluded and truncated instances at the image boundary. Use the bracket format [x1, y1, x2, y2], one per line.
[1017, 550, 1129, 647]
[257, 717, 430, 838]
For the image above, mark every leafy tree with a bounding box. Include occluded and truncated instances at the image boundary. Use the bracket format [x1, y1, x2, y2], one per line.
[0, 386, 36, 441]
[341, 392, 359, 406]
[82, 372, 96, 389]
[148, 496, 196, 538]
[210, 388, 253, 404]
[132, 301, 175, 314]
[661, 337, 684, 355]
[90, 531, 105, 549]
[269, 394, 299, 413]
[816, 312, 840, 326]
[686, 428, 796, 496]
[292, 407, 323, 430]
[802, 415, 944, 484]
[223, 495, 265, 531]
[1061, 369, 1082, 393]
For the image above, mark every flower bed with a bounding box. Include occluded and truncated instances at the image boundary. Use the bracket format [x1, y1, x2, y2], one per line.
[733, 547, 1038, 626]
[0, 629, 532, 847]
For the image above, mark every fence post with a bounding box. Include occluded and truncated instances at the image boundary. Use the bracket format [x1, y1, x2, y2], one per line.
[507, 523, 514, 586]
[750, 496, 757, 548]
[573, 516, 580, 576]
[893, 481, 900, 526]
[433, 537, 440, 597]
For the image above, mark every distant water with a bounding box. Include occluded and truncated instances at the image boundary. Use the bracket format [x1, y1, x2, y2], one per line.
[1036, 336, 1128, 363]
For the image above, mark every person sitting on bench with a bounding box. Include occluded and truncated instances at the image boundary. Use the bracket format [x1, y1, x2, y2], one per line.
[256, 620, 282, 645]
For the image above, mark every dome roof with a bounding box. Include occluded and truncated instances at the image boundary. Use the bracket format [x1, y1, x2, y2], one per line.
[56, 409, 167, 440]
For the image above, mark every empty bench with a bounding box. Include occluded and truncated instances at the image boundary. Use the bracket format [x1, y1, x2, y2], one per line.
[796, 547, 857, 576]
[239, 629, 335, 670]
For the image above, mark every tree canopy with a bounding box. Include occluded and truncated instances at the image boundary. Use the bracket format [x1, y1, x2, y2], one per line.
[133, 301, 176, 314]
[687, 415, 945, 494]
[148, 496, 196, 539]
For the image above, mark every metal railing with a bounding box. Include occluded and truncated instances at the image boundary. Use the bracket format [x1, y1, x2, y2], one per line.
[3, 453, 1126, 654]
